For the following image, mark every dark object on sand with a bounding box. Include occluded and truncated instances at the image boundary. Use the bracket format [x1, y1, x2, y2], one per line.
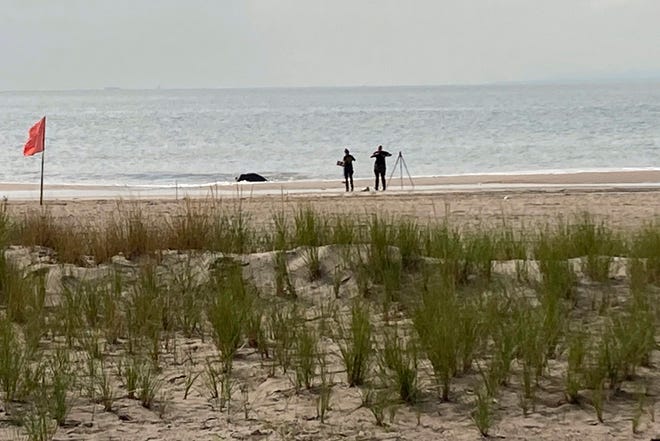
[236, 173, 268, 182]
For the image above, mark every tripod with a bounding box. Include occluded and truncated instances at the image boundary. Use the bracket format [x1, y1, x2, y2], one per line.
[387, 151, 415, 190]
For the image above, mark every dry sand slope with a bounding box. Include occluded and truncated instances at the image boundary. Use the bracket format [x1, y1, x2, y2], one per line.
[0, 246, 659, 439]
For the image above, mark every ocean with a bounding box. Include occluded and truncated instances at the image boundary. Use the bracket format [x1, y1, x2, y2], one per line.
[1, 82, 659, 188]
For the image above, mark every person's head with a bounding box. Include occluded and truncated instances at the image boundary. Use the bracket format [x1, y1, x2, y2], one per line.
[378, 145, 383, 151]
[344, 148, 349, 154]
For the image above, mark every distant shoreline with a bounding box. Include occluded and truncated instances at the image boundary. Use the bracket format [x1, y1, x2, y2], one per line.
[2, 170, 660, 201]
[3, 77, 660, 93]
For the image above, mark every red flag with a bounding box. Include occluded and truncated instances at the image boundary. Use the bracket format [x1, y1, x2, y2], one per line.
[23, 116, 46, 156]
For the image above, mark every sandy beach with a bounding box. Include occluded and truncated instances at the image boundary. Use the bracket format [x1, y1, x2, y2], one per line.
[1, 170, 660, 441]
[2, 169, 660, 200]
[3, 170, 660, 231]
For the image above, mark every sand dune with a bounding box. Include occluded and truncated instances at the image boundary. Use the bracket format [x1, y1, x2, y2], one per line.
[1, 172, 659, 440]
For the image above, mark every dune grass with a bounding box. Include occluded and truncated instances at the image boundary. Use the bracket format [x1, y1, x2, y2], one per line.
[337, 300, 373, 387]
[0, 201, 658, 438]
[379, 325, 420, 404]
[207, 258, 257, 372]
[414, 270, 461, 401]
[0, 317, 33, 404]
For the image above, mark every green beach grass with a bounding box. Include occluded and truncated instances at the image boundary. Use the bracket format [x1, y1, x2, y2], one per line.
[0, 198, 659, 439]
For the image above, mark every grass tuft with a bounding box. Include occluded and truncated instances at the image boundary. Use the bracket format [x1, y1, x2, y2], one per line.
[379, 326, 419, 404]
[337, 300, 373, 387]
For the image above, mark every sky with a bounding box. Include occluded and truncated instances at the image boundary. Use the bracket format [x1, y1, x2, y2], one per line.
[1, 0, 660, 90]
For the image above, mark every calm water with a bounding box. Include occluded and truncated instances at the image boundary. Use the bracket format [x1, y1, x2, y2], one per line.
[1, 82, 659, 187]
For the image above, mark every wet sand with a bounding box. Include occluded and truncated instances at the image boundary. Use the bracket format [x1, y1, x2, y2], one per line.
[2, 170, 660, 201]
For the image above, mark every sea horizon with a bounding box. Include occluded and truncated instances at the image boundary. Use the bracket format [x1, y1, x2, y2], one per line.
[2, 76, 659, 94]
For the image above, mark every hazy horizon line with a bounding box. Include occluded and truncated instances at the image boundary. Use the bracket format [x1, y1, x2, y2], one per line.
[2, 74, 659, 94]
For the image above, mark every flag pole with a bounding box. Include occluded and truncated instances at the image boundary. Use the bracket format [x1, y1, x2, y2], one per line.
[39, 116, 46, 206]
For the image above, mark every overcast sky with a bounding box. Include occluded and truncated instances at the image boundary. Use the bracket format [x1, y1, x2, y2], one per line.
[1, 0, 659, 90]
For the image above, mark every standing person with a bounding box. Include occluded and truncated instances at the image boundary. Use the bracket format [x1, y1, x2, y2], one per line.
[342, 148, 356, 192]
[370, 145, 391, 191]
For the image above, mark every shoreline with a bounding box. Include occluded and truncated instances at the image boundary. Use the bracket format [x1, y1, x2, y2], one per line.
[2, 169, 660, 201]
[3, 171, 659, 232]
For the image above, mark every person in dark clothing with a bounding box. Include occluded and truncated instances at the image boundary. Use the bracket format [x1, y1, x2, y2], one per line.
[370, 145, 391, 190]
[342, 148, 356, 191]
